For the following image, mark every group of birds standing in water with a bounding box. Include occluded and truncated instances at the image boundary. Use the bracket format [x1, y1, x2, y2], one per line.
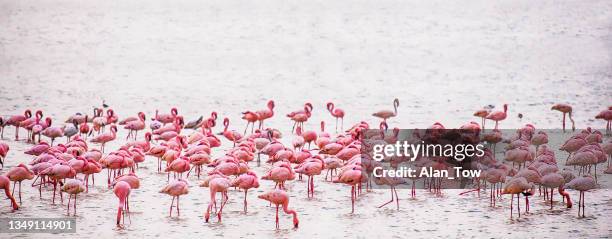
[0, 99, 611, 229]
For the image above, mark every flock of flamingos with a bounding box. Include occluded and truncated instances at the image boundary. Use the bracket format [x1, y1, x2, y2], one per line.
[0, 99, 611, 230]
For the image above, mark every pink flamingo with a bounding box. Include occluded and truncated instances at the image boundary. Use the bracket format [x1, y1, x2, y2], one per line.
[565, 175, 597, 217]
[112, 173, 140, 214]
[258, 189, 299, 229]
[486, 104, 508, 130]
[220, 118, 243, 147]
[0, 175, 19, 211]
[231, 171, 260, 212]
[165, 156, 191, 179]
[5, 163, 34, 204]
[473, 109, 489, 132]
[21, 110, 42, 142]
[327, 102, 345, 132]
[372, 98, 399, 122]
[79, 116, 90, 139]
[113, 181, 131, 226]
[294, 157, 324, 198]
[41, 119, 64, 145]
[262, 162, 296, 190]
[201, 173, 230, 222]
[159, 179, 189, 217]
[287, 103, 313, 133]
[540, 173, 565, 210]
[124, 112, 146, 140]
[81, 158, 102, 192]
[90, 125, 117, 153]
[333, 165, 363, 213]
[0, 142, 8, 168]
[61, 179, 85, 216]
[6, 109, 32, 140]
[502, 177, 532, 219]
[241, 111, 260, 134]
[296, 126, 317, 150]
[595, 109, 612, 135]
[551, 104, 575, 132]
[39, 163, 76, 204]
[155, 108, 179, 124]
[256, 100, 275, 129]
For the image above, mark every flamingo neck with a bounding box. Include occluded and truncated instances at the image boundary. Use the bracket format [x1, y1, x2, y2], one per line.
[282, 202, 298, 221]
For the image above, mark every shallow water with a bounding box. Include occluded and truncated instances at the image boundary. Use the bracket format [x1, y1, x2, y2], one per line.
[1, 0, 612, 238]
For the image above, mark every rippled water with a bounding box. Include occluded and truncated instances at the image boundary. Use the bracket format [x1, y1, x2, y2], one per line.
[1, 0, 611, 238]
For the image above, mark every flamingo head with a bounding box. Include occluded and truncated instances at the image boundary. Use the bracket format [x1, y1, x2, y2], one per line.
[138, 112, 146, 121]
[305, 102, 313, 111]
[326, 102, 334, 112]
[25, 109, 32, 118]
[503, 104, 508, 112]
[171, 108, 178, 116]
[223, 118, 230, 127]
[106, 109, 114, 117]
[267, 100, 275, 109]
[36, 110, 43, 119]
[145, 132, 152, 141]
[211, 111, 218, 120]
[110, 125, 118, 133]
[393, 98, 400, 107]
[45, 117, 52, 127]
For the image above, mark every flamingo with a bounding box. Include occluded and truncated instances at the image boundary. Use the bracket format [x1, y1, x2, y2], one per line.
[79, 116, 90, 139]
[41, 119, 64, 145]
[486, 104, 508, 130]
[5, 163, 34, 204]
[112, 173, 140, 213]
[262, 162, 296, 190]
[327, 102, 345, 132]
[201, 173, 230, 222]
[155, 108, 178, 124]
[113, 181, 131, 226]
[0, 142, 8, 169]
[256, 100, 275, 129]
[372, 98, 399, 122]
[241, 111, 259, 134]
[39, 163, 76, 204]
[473, 109, 489, 132]
[231, 171, 260, 212]
[258, 189, 299, 229]
[0, 175, 19, 211]
[540, 173, 565, 210]
[6, 109, 32, 140]
[287, 103, 313, 133]
[220, 118, 243, 147]
[502, 177, 532, 219]
[63, 120, 79, 141]
[159, 179, 189, 217]
[61, 179, 85, 216]
[565, 175, 597, 217]
[551, 104, 575, 132]
[90, 125, 117, 153]
[124, 112, 146, 140]
[595, 109, 612, 135]
[294, 157, 324, 198]
[333, 165, 363, 213]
